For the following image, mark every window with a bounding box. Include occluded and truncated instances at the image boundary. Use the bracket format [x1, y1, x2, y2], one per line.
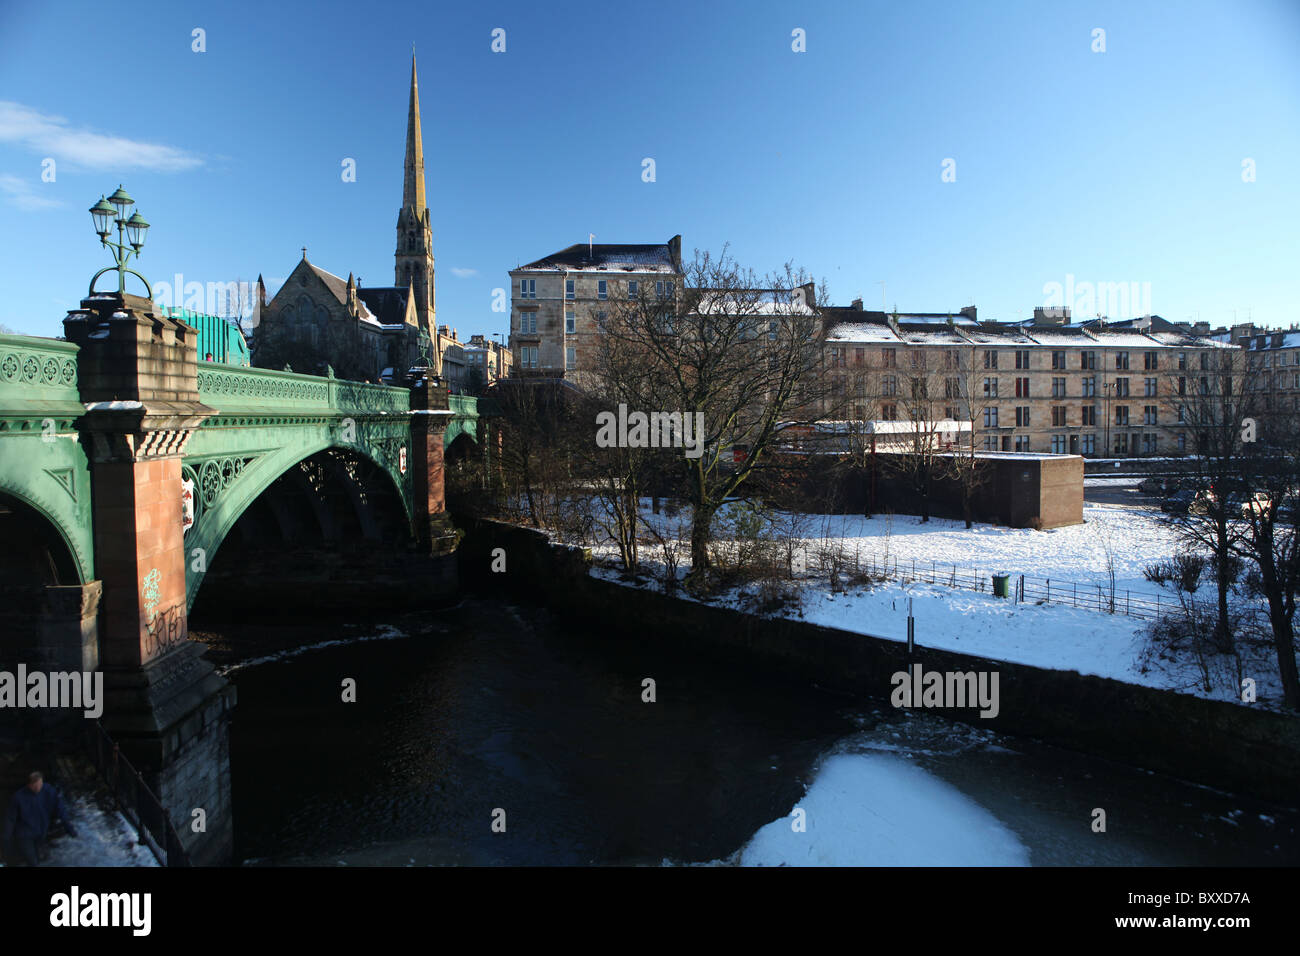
[1142, 434, 1159, 454]
[597, 280, 607, 300]
[909, 349, 926, 369]
[1082, 406, 1097, 426]
[1051, 435, 1067, 454]
[1177, 432, 1186, 452]
[1082, 434, 1096, 455]
[1178, 376, 1186, 395]
[565, 279, 575, 299]
[565, 310, 575, 334]
[1114, 377, 1129, 397]
[883, 348, 897, 368]
[656, 280, 674, 299]
[1115, 405, 1130, 426]
[1178, 353, 1187, 371]
[945, 350, 959, 369]
[1015, 406, 1030, 427]
[1200, 353, 1209, 370]
[829, 347, 846, 368]
[984, 436, 999, 451]
[882, 375, 898, 396]
[627, 280, 639, 298]
[596, 310, 607, 330]
[1081, 350, 1096, 370]
[983, 377, 998, 397]
[983, 407, 999, 428]
[881, 403, 898, 421]
[1144, 405, 1157, 425]
[1144, 377, 1157, 397]
[1114, 433, 1129, 454]
[1144, 351, 1159, 370]
[566, 346, 576, 368]
[520, 346, 538, 368]
[1052, 377, 1066, 397]
[1115, 352, 1130, 370]
[1016, 436, 1032, 452]
[519, 311, 537, 334]
[519, 278, 536, 299]
[1200, 377, 1209, 395]
[855, 348, 865, 365]
[1082, 376, 1096, 397]
[944, 406, 959, 420]
[945, 377, 961, 399]
[1052, 406, 1067, 426]
[1015, 350, 1030, 370]
[984, 350, 998, 369]
[1052, 350, 1066, 370]
[1015, 377, 1030, 397]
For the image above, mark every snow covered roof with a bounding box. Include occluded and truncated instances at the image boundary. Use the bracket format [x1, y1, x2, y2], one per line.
[825, 322, 902, 344]
[692, 289, 816, 316]
[517, 238, 681, 274]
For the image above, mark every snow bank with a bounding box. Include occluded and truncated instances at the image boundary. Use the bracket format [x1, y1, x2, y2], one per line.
[734, 752, 1029, 866]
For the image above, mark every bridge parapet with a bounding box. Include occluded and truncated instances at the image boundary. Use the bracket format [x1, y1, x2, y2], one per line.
[0, 333, 83, 423]
[196, 364, 410, 414]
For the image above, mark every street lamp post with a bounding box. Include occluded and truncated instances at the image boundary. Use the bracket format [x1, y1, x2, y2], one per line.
[87, 185, 151, 298]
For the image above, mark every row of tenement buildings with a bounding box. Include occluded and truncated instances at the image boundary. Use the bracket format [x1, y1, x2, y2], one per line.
[505, 236, 1297, 458]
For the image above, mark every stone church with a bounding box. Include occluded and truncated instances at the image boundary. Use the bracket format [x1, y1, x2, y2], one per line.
[253, 56, 436, 382]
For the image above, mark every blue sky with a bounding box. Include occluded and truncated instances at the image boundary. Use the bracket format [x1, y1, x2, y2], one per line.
[0, 0, 1297, 339]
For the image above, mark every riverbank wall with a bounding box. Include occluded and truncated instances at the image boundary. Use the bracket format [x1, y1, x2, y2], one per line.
[460, 517, 1300, 804]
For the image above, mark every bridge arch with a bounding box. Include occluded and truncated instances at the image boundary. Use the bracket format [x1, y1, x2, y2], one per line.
[183, 439, 411, 610]
[0, 490, 83, 587]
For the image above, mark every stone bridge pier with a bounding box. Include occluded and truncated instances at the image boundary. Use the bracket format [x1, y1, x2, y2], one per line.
[63, 291, 235, 866]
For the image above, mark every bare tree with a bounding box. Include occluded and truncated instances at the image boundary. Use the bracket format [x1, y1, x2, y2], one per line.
[946, 344, 990, 528]
[1163, 346, 1260, 652]
[591, 246, 829, 580]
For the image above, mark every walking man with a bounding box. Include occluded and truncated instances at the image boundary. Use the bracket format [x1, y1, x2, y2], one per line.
[3, 771, 78, 866]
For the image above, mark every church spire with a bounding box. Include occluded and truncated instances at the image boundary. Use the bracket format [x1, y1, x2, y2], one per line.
[403, 54, 426, 212]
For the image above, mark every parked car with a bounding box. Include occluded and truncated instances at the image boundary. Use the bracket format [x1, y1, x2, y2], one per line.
[1161, 489, 1197, 515]
[1139, 476, 1182, 495]
[1241, 490, 1299, 522]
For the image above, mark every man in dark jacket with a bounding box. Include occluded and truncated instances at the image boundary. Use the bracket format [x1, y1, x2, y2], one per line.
[3, 771, 77, 866]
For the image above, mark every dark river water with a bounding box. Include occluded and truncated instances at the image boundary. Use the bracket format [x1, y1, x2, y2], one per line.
[192, 596, 1299, 866]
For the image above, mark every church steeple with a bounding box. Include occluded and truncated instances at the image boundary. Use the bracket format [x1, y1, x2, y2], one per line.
[403, 54, 426, 213]
[396, 51, 434, 334]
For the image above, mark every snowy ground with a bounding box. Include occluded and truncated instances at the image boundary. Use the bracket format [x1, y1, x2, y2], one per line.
[42, 792, 159, 867]
[586, 500, 1288, 706]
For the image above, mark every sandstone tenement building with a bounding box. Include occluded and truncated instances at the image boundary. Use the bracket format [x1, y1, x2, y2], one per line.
[509, 237, 683, 380]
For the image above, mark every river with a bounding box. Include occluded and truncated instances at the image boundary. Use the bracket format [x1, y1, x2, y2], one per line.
[192, 596, 1298, 866]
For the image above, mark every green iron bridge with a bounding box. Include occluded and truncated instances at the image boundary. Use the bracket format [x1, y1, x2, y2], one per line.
[0, 330, 482, 611]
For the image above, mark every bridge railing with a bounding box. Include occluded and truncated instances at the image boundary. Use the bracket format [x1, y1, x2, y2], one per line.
[448, 394, 478, 418]
[196, 364, 409, 413]
[0, 333, 81, 406]
[83, 720, 191, 867]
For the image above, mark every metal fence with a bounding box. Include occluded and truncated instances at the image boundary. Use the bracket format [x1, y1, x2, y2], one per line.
[83, 721, 190, 867]
[847, 553, 1181, 621]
